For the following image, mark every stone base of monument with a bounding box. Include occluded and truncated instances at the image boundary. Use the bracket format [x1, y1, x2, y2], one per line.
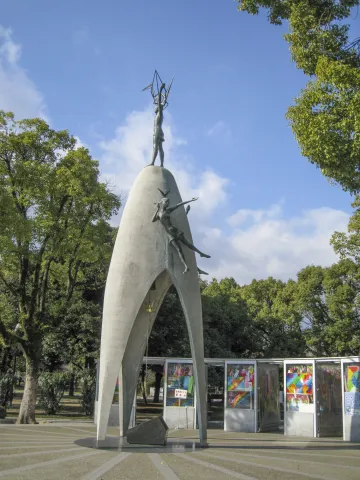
[75, 435, 207, 452]
[75, 416, 208, 452]
[126, 416, 168, 445]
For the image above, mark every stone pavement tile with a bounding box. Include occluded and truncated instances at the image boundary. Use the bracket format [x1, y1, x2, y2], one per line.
[161, 452, 237, 480]
[1, 426, 360, 480]
[5, 426, 81, 437]
[224, 446, 360, 467]
[81, 452, 131, 480]
[99, 453, 161, 480]
[190, 451, 331, 480]
[147, 453, 181, 480]
[0, 450, 115, 480]
[0, 427, 78, 441]
[54, 425, 97, 436]
[0, 444, 77, 454]
[0, 447, 91, 470]
[200, 448, 360, 480]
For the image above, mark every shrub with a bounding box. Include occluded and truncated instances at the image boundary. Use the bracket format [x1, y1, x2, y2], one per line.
[38, 371, 68, 415]
[78, 369, 96, 416]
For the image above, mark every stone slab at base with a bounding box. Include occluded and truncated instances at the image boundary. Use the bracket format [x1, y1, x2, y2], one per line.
[126, 416, 168, 445]
[225, 409, 255, 433]
[164, 406, 196, 429]
[285, 411, 314, 437]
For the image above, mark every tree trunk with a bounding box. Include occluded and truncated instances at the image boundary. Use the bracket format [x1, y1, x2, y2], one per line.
[68, 372, 75, 396]
[0, 347, 12, 374]
[17, 355, 38, 424]
[153, 370, 162, 403]
[140, 366, 147, 405]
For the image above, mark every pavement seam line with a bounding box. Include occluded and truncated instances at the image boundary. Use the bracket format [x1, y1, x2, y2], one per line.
[0, 446, 88, 458]
[0, 441, 70, 445]
[208, 446, 360, 460]
[0, 426, 79, 437]
[0, 450, 104, 477]
[0, 443, 82, 451]
[197, 451, 338, 480]
[147, 453, 180, 480]
[58, 426, 97, 435]
[175, 453, 257, 480]
[212, 448, 360, 471]
[0, 432, 78, 439]
[81, 452, 131, 480]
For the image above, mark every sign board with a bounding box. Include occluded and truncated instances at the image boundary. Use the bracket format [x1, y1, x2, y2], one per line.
[175, 389, 187, 399]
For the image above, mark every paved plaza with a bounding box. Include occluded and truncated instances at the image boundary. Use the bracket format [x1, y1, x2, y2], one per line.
[0, 424, 359, 479]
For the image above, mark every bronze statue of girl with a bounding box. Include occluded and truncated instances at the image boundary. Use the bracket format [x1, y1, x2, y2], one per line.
[152, 189, 210, 274]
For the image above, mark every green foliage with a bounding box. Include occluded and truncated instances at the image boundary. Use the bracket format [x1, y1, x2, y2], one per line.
[0, 110, 120, 422]
[237, 0, 359, 28]
[148, 286, 191, 357]
[284, 3, 359, 75]
[291, 260, 360, 356]
[331, 196, 360, 260]
[150, 277, 306, 359]
[38, 371, 68, 415]
[41, 294, 103, 373]
[287, 58, 360, 193]
[78, 369, 96, 416]
[237, 1, 360, 192]
[202, 278, 253, 357]
[239, 277, 306, 357]
[0, 110, 120, 345]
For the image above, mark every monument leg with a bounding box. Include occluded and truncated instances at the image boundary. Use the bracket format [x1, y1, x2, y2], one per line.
[96, 357, 121, 440]
[175, 284, 208, 446]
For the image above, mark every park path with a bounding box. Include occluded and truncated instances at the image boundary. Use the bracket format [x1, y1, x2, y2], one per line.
[0, 425, 359, 479]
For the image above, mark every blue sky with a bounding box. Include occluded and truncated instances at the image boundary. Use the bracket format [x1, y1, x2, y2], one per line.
[1, 0, 358, 283]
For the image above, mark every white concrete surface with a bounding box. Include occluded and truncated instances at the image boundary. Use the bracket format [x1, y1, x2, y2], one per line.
[96, 166, 207, 445]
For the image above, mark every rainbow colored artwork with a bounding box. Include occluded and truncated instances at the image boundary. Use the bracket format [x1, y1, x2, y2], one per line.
[227, 365, 254, 392]
[346, 365, 360, 393]
[286, 365, 313, 395]
[227, 391, 251, 409]
[226, 364, 254, 409]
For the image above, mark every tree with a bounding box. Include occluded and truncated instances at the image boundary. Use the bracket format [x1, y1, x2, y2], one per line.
[293, 265, 332, 355]
[323, 259, 360, 355]
[293, 262, 360, 356]
[148, 286, 191, 358]
[237, 0, 360, 193]
[239, 277, 306, 357]
[202, 278, 253, 358]
[0, 111, 120, 423]
[331, 196, 360, 262]
[287, 56, 360, 193]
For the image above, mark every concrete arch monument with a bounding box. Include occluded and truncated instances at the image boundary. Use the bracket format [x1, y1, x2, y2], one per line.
[96, 165, 208, 446]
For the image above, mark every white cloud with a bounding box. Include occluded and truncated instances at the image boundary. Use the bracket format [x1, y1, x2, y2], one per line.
[0, 26, 48, 121]
[0, 25, 346, 285]
[228, 201, 283, 227]
[206, 120, 232, 139]
[203, 204, 350, 284]
[74, 136, 87, 149]
[98, 107, 229, 223]
[98, 107, 349, 284]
